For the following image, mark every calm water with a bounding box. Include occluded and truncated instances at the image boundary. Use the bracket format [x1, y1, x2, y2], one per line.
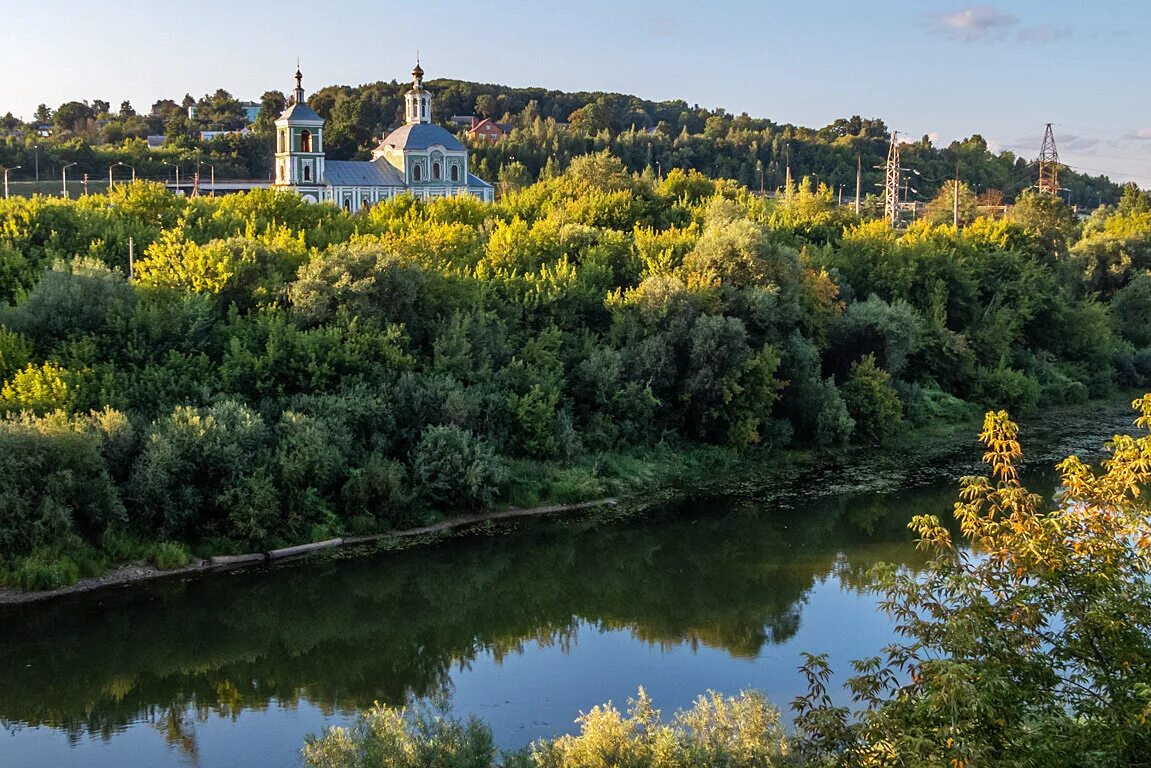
[0, 407, 1132, 768]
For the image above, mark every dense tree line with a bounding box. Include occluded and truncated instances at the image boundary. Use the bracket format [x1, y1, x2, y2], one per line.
[1, 160, 1150, 589]
[1, 79, 1123, 207]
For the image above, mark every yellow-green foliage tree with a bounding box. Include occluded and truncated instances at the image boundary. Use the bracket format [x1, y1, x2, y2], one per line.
[794, 397, 1151, 767]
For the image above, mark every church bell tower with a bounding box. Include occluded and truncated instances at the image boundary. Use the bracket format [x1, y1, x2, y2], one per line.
[404, 60, 432, 124]
[274, 67, 326, 201]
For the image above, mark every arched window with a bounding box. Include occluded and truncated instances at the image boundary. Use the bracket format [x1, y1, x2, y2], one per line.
[301, 130, 312, 152]
[432, 162, 441, 180]
[303, 164, 311, 182]
[450, 164, 460, 182]
[413, 164, 422, 181]
[277, 131, 285, 153]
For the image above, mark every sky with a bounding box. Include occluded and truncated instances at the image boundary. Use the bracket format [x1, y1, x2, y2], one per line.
[4, 0, 1151, 184]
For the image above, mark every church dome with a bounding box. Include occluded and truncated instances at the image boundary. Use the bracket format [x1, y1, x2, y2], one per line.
[380, 123, 464, 151]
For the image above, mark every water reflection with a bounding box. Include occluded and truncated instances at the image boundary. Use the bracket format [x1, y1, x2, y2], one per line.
[0, 482, 949, 752]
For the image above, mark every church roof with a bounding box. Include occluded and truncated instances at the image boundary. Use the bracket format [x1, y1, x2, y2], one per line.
[325, 159, 407, 187]
[380, 123, 465, 151]
[467, 172, 494, 189]
[278, 102, 324, 123]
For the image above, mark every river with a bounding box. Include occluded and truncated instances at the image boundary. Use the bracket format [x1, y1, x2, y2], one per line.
[0, 401, 1139, 768]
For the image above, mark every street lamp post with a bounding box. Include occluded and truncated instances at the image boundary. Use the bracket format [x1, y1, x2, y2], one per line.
[199, 161, 215, 196]
[3, 165, 21, 199]
[110, 161, 136, 188]
[164, 161, 181, 193]
[61, 162, 78, 198]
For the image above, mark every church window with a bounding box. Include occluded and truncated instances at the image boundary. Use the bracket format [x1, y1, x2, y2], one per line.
[433, 162, 441, 180]
[450, 164, 460, 182]
[277, 131, 285, 153]
[301, 130, 312, 152]
[303, 164, 311, 182]
[413, 164, 422, 181]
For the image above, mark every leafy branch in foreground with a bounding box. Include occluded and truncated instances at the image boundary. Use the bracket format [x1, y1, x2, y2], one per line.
[794, 396, 1151, 767]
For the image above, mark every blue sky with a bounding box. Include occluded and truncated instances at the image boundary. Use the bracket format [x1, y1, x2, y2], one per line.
[6, 0, 1151, 183]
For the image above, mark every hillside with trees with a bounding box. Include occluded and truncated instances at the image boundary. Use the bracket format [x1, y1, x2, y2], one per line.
[0, 79, 1125, 207]
[2, 153, 1150, 590]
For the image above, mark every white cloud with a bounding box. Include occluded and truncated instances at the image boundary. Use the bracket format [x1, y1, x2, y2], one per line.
[924, 5, 1019, 42]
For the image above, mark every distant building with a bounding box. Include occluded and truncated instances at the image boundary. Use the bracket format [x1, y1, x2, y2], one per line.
[468, 118, 512, 141]
[201, 128, 250, 141]
[240, 101, 261, 124]
[146, 135, 166, 149]
[449, 115, 478, 128]
[273, 62, 493, 211]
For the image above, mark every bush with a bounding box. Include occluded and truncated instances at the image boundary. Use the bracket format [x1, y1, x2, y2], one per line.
[149, 541, 190, 570]
[973, 366, 1042, 414]
[0, 361, 73, 414]
[340, 451, 411, 528]
[0, 412, 125, 557]
[303, 690, 787, 768]
[412, 425, 505, 510]
[896, 381, 976, 427]
[840, 354, 903, 443]
[303, 701, 495, 768]
[128, 400, 272, 541]
[0, 328, 32, 382]
[7, 550, 81, 591]
[1111, 272, 1151, 347]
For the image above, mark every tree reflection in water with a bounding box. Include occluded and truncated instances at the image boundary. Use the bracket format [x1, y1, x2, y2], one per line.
[0, 484, 947, 750]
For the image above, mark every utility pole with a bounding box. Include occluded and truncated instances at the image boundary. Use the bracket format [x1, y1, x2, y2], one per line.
[1038, 123, 1060, 196]
[854, 147, 862, 215]
[128, 236, 135, 280]
[883, 132, 901, 227]
[784, 142, 792, 192]
[82, 173, 89, 196]
[953, 160, 960, 229]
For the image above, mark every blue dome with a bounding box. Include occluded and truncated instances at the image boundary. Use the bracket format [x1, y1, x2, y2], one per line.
[381, 123, 464, 151]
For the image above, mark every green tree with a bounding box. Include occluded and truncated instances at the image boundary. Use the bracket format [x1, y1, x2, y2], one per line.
[839, 353, 902, 443]
[922, 179, 978, 227]
[412, 425, 505, 510]
[795, 399, 1151, 766]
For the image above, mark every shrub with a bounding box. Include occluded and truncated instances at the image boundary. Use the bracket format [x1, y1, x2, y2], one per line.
[128, 400, 272, 540]
[149, 542, 190, 570]
[340, 451, 411, 528]
[0, 328, 32, 382]
[0, 412, 125, 557]
[1111, 272, 1151, 347]
[839, 354, 903, 443]
[303, 701, 495, 768]
[412, 425, 505, 510]
[973, 366, 1042, 414]
[0, 361, 73, 414]
[7, 550, 81, 591]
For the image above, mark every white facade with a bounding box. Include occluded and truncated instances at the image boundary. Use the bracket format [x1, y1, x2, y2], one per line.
[273, 64, 493, 210]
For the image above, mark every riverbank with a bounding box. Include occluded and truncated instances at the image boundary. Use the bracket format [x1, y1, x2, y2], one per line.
[1, 392, 1143, 606]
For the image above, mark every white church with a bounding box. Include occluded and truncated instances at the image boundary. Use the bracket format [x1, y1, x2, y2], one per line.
[273, 62, 494, 211]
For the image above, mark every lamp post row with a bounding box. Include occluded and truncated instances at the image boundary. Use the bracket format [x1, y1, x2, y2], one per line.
[3, 160, 210, 199]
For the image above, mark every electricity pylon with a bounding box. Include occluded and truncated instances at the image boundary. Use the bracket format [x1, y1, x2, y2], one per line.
[1038, 123, 1060, 196]
[883, 131, 901, 226]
